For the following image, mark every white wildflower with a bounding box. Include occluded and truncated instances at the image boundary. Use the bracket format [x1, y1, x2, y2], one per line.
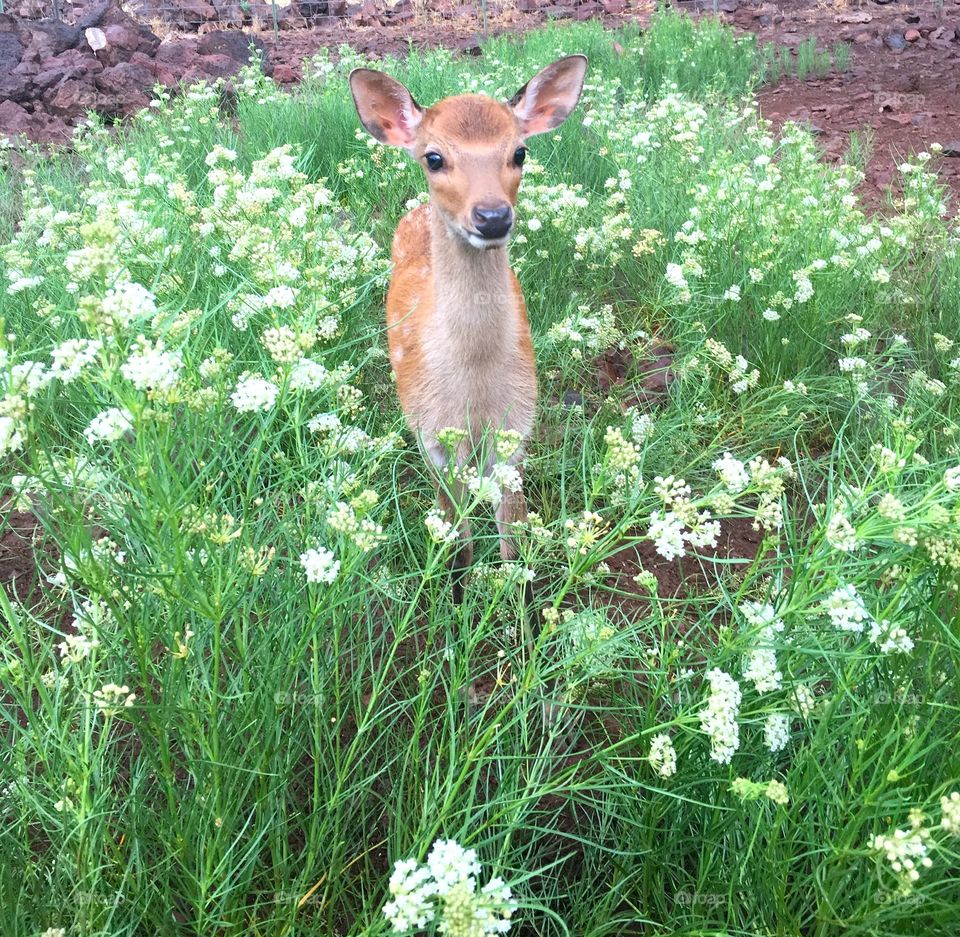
[699, 669, 742, 764]
[300, 546, 340, 584]
[83, 407, 133, 444]
[231, 374, 279, 413]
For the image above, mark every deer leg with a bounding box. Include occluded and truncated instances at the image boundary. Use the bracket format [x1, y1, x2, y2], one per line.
[495, 486, 527, 562]
[435, 481, 473, 605]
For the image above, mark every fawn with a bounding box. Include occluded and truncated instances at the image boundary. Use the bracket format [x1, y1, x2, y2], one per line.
[349, 56, 588, 599]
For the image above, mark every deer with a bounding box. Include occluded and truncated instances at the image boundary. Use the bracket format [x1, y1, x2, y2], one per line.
[349, 55, 588, 603]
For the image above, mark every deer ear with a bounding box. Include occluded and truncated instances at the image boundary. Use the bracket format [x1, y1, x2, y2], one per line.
[349, 68, 423, 152]
[509, 55, 588, 139]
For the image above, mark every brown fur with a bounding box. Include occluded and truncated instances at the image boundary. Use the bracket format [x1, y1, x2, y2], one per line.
[350, 57, 587, 578]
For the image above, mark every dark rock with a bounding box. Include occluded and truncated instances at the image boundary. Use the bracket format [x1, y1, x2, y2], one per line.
[0, 34, 29, 100]
[197, 29, 266, 65]
[210, 0, 246, 26]
[327, 0, 347, 13]
[17, 20, 82, 60]
[942, 140, 960, 157]
[905, 13, 920, 23]
[353, 0, 380, 24]
[176, 0, 217, 25]
[0, 31, 24, 70]
[574, 0, 602, 21]
[561, 390, 584, 408]
[716, 0, 738, 12]
[155, 38, 198, 68]
[884, 31, 907, 51]
[186, 52, 242, 79]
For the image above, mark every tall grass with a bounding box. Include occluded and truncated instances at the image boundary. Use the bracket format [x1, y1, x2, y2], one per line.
[1, 11, 959, 937]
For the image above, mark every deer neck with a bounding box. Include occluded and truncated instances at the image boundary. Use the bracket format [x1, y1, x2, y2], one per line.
[429, 209, 515, 356]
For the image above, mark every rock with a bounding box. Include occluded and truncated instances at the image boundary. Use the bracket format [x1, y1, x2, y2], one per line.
[602, 0, 626, 13]
[354, 0, 380, 24]
[0, 31, 25, 69]
[34, 48, 103, 92]
[0, 33, 29, 100]
[716, 0, 737, 11]
[102, 22, 142, 53]
[84, 27, 107, 53]
[210, 0, 246, 26]
[905, 28, 921, 41]
[0, 99, 32, 137]
[272, 63, 297, 82]
[45, 77, 101, 119]
[186, 51, 242, 79]
[16, 20, 82, 60]
[574, 0, 602, 20]
[836, 11, 871, 23]
[854, 31, 874, 44]
[94, 61, 154, 114]
[327, 0, 347, 12]
[197, 28, 266, 65]
[942, 140, 960, 157]
[905, 12, 920, 22]
[884, 31, 907, 51]
[155, 38, 198, 68]
[177, 0, 217, 25]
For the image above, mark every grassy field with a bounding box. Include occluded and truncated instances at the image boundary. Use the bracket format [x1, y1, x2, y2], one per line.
[1, 11, 959, 936]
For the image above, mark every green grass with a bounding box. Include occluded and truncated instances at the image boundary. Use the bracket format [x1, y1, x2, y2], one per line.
[1, 10, 959, 937]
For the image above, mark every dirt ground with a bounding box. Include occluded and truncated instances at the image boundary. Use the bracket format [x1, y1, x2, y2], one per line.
[741, 0, 960, 209]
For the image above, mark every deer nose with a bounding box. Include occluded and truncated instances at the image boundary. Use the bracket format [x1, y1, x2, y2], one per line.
[472, 203, 513, 240]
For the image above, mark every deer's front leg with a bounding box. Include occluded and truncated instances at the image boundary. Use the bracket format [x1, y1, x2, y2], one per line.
[425, 437, 473, 603]
[495, 486, 527, 561]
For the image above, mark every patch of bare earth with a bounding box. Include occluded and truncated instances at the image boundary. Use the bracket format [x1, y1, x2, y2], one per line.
[731, 0, 960, 208]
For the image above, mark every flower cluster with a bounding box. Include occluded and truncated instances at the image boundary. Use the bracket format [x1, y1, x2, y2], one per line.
[382, 839, 517, 936]
[699, 669, 742, 764]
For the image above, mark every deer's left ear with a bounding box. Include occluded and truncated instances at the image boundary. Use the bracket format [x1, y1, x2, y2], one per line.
[509, 55, 588, 139]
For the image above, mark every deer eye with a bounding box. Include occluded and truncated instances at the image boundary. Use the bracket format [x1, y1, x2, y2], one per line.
[513, 147, 527, 168]
[424, 152, 444, 171]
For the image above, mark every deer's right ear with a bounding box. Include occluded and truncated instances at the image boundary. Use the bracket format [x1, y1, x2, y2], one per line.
[349, 69, 423, 152]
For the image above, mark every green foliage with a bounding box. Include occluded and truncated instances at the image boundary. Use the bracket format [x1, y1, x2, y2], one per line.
[1, 12, 959, 937]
